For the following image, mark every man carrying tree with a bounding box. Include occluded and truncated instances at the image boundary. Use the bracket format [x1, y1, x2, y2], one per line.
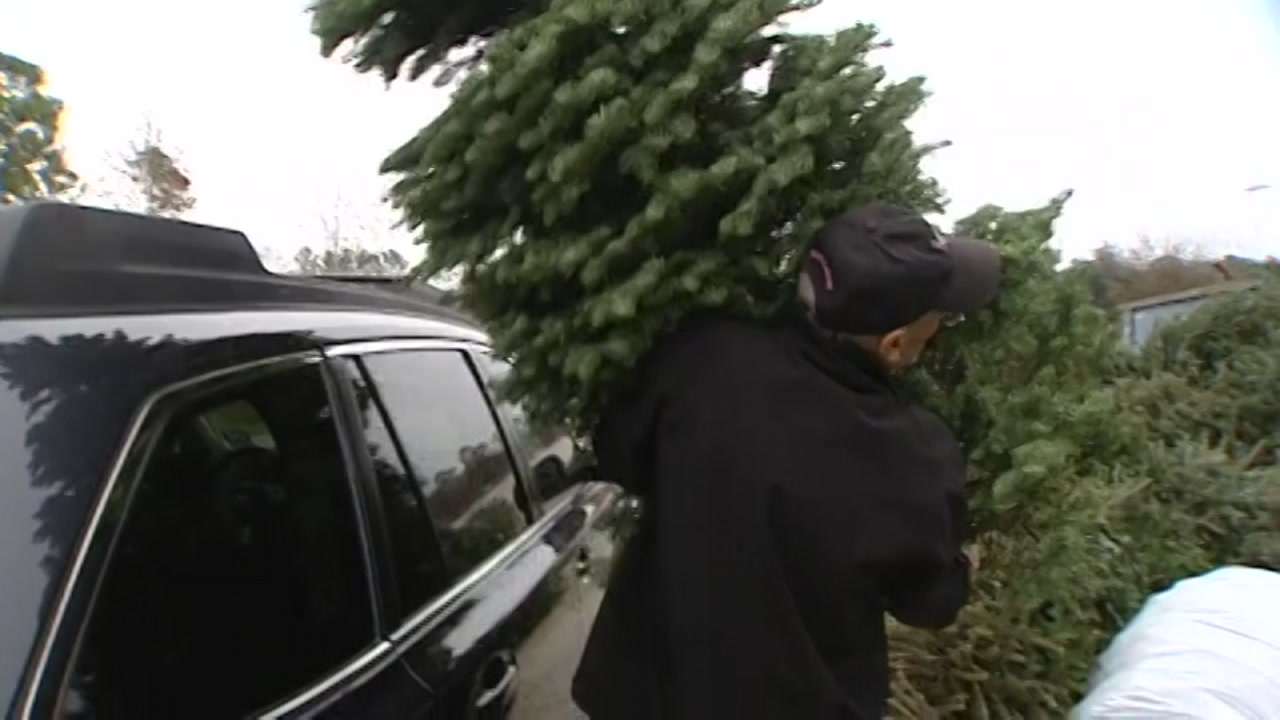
[573, 204, 1000, 720]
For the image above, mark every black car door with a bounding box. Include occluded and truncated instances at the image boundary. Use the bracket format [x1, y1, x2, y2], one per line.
[325, 342, 624, 719]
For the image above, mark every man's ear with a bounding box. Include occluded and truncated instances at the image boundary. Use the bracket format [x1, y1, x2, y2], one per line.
[876, 328, 909, 370]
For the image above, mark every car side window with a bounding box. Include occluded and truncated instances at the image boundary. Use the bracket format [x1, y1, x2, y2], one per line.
[358, 350, 531, 578]
[339, 358, 451, 623]
[61, 362, 375, 719]
[475, 353, 581, 507]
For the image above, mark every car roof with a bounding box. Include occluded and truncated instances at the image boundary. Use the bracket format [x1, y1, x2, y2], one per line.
[0, 202, 475, 328]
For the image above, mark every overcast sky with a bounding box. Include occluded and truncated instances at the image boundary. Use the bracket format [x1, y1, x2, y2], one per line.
[4, 0, 1279, 268]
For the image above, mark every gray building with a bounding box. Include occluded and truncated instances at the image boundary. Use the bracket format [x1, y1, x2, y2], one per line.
[1117, 279, 1260, 349]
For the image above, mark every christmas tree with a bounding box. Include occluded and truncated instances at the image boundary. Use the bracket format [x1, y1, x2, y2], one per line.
[319, 0, 943, 433]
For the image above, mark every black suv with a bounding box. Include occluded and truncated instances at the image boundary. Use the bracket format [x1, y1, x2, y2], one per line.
[0, 203, 627, 719]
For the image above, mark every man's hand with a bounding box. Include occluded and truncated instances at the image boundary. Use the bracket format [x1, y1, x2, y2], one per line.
[962, 543, 981, 572]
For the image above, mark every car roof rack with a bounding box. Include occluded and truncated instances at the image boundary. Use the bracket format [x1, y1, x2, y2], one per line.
[0, 202, 475, 326]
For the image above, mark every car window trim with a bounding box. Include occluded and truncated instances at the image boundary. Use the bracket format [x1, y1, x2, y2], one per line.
[340, 345, 516, 515]
[266, 480, 618, 717]
[14, 350, 386, 720]
[256, 640, 397, 719]
[465, 348, 546, 507]
[317, 356, 392, 636]
[328, 341, 546, 603]
[328, 339, 545, 518]
[263, 484, 617, 718]
[453, 348, 539, 525]
[325, 337, 489, 358]
[323, 355, 443, 629]
[387, 484, 593, 645]
[334, 339, 542, 523]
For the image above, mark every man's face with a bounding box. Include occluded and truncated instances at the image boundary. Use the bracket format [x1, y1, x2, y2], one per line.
[873, 311, 943, 372]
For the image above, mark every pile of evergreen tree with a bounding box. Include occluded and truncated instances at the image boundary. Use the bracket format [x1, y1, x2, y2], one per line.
[1136, 285, 1280, 568]
[1140, 284, 1280, 459]
[889, 201, 1278, 715]
[316, 0, 1278, 714]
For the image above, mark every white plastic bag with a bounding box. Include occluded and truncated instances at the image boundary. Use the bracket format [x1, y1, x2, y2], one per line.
[1074, 566, 1280, 719]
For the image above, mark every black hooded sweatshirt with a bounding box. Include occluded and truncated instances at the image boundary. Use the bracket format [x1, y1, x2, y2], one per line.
[572, 310, 971, 720]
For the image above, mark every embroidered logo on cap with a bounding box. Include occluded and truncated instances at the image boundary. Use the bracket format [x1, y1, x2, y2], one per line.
[809, 249, 834, 291]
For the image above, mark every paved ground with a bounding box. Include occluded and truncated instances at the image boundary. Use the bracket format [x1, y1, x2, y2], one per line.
[510, 578, 604, 720]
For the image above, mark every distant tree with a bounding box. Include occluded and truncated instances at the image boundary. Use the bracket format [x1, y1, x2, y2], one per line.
[1067, 237, 1264, 307]
[293, 244, 410, 275]
[112, 121, 195, 218]
[310, 0, 548, 84]
[0, 53, 77, 204]
[292, 198, 411, 275]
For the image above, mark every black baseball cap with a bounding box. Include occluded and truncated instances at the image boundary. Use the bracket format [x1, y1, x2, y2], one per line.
[802, 203, 1002, 335]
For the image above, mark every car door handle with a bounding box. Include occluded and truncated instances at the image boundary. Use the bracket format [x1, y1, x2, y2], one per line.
[475, 650, 518, 710]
